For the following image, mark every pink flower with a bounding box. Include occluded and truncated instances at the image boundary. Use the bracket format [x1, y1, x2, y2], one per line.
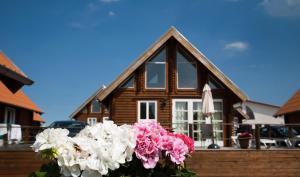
[133, 121, 192, 168]
[175, 133, 195, 153]
[169, 138, 188, 164]
[133, 121, 166, 169]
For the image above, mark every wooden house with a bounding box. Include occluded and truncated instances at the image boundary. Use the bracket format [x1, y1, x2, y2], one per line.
[70, 27, 248, 147]
[0, 51, 44, 126]
[275, 89, 300, 131]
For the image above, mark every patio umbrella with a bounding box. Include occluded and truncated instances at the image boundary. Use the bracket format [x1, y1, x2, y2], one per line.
[202, 84, 220, 149]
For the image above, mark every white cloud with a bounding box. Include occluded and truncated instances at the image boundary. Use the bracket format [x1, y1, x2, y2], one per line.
[69, 22, 86, 29]
[224, 41, 249, 51]
[100, 0, 120, 3]
[88, 2, 99, 12]
[108, 11, 116, 16]
[261, 0, 300, 17]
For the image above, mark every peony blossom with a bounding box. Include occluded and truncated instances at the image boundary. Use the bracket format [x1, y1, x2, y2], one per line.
[175, 133, 195, 153]
[133, 121, 192, 168]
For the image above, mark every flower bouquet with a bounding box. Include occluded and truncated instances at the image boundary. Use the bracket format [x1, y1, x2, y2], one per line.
[29, 121, 197, 177]
[237, 132, 252, 149]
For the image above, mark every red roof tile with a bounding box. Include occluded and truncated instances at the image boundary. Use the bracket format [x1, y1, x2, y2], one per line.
[0, 52, 28, 78]
[275, 89, 300, 116]
[0, 80, 42, 113]
[33, 112, 45, 122]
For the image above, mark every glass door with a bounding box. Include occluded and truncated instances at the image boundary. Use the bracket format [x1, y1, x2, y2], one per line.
[172, 99, 223, 148]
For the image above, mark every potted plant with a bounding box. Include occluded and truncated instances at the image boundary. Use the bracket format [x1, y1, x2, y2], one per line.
[237, 132, 252, 149]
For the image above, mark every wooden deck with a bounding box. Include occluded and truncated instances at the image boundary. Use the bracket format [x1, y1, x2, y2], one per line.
[0, 147, 300, 177]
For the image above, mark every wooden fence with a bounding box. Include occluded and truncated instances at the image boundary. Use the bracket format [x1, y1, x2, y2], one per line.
[0, 149, 300, 177]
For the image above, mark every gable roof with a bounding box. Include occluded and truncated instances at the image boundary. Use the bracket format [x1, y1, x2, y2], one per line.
[0, 80, 42, 114]
[70, 86, 105, 118]
[275, 89, 300, 117]
[0, 51, 33, 85]
[96, 27, 247, 102]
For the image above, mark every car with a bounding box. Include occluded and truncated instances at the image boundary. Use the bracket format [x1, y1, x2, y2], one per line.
[260, 125, 300, 147]
[49, 120, 87, 137]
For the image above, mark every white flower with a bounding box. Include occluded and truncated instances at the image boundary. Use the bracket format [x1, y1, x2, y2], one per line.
[32, 121, 136, 176]
[31, 128, 70, 152]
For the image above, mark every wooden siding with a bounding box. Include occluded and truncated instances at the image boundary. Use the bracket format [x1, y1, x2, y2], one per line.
[1, 149, 300, 177]
[186, 150, 300, 177]
[0, 150, 47, 177]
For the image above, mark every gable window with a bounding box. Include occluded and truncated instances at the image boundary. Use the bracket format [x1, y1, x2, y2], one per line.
[121, 76, 134, 88]
[177, 50, 197, 89]
[138, 101, 157, 121]
[145, 48, 166, 89]
[208, 75, 223, 89]
[87, 117, 97, 125]
[91, 99, 101, 113]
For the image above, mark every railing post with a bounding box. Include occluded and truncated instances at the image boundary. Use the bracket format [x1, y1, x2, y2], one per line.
[255, 124, 261, 150]
[189, 123, 193, 139]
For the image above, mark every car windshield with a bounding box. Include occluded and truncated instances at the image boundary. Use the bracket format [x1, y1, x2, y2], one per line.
[50, 122, 85, 128]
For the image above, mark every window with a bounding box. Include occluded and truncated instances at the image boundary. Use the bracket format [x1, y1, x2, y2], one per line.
[208, 75, 223, 89]
[91, 99, 101, 113]
[138, 101, 157, 121]
[145, 48, 166, 89]
[172, 99, 223, 147]
[5, 107, 16, 124]
[121, 76, 134, 88]
[177, 50, 197, 89]
[87, 117, 97, 125]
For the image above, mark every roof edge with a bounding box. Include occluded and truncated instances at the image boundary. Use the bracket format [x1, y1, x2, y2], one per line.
[97, 26, 248, 102]
[69, 86, 105, 118]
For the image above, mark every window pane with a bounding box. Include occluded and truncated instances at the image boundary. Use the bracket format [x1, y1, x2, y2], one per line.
[149, 48, 166, 63]
[193, 112, 204, 121]
[177, 52, 197, 88]
[146, 63, 165, 88]
[91, 100, 101, 112]
[193, 102, 202, 110]
[176, 102, 187, 110]
[213, 112, 222, 121]
[140, 102, 147, 119]
[176, 111, 188, 121]
[214, 102, 222, 110]
[208, 76, 223, 89]
[148, 102, 155, 119]
[121, 76, 134, 88]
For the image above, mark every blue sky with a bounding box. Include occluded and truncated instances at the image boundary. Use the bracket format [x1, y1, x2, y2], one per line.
[0, 0, 299, 124]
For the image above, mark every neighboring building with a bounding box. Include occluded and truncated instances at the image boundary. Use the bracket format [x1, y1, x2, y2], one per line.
[70, 27, 248, 147]
[235, 100, 284, 125]
[275, 89, 300, 125]
[0, 51, 44, 126]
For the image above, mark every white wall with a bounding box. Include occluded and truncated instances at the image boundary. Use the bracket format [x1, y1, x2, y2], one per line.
[242, 101, 284, 125]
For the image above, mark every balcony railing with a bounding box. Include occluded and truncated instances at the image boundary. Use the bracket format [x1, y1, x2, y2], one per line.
[0, 123, 300, 150]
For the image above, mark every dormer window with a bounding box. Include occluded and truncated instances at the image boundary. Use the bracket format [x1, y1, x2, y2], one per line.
[176, 50, 197, 89]
[121, 76, 134, 88]
[91, 99, 101, 113]
[145, 48, 166, 89]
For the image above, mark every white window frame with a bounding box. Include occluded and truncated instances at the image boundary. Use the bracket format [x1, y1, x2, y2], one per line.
[91, 100, 101, 113]
[176, 49, 198, 90]
[137, 100, 157, 121]
[4, 107, 16, 124]
[87, 117, 97, 125]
